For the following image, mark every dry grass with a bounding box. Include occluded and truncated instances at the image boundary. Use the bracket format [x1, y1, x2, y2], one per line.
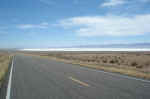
[0, 52, 11, 87]
[22, 51, 150, 80]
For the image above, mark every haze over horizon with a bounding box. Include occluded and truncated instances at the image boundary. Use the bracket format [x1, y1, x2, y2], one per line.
[0, 0, 150, 48]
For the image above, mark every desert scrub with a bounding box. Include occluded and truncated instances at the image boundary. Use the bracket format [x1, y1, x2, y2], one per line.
[0, 54, 10, 86]
[131, 61, 138, 67]
[102, 59, 107, 63]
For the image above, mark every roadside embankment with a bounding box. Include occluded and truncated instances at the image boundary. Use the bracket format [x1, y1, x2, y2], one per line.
[0, 52, 11, 88]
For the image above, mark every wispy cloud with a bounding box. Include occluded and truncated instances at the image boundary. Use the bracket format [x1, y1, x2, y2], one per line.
[59, 14, 150, 37]
[17, 22, 49, 29]
[101, 0, 126, 7]
[99, 0, 150, 16]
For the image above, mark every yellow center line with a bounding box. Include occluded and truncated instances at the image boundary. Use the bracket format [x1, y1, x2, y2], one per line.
[68, 76, 90, 87]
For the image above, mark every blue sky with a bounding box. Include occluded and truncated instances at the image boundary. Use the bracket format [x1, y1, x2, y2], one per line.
[0, 0, 150, 48]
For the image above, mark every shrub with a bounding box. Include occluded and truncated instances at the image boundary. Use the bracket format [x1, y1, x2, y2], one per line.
[109, 59, 118, 64]
[109, 60, 115, 64]
[131, 61, 138, 66]
[102, 59, 107, 63]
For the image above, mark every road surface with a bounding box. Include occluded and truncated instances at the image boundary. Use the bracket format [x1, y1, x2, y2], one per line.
[1, 54, 150, 99]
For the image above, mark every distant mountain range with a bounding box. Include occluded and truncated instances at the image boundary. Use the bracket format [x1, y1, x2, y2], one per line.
[50, 43, 150, 48]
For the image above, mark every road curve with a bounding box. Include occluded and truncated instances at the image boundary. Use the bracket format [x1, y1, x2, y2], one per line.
[2, 54, 150, 99]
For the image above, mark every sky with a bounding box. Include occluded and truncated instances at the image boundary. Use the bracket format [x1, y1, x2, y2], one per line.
[0, 0, 150, 48]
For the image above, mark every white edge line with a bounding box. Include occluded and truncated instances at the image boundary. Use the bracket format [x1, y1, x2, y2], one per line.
[79, 66, 150, 83]
[6, 57, 14, 99]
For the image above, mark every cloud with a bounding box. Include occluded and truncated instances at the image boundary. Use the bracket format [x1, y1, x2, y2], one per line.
[101, 0, 126, 7]
[17, 22, 49, 29]
[59, 14, 150, 37]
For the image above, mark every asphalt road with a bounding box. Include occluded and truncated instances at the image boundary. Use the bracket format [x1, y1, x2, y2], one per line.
[2, 54, 150, 99]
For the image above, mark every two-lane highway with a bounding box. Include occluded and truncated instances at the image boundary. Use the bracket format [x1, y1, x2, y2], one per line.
[2, 54, 150, 99]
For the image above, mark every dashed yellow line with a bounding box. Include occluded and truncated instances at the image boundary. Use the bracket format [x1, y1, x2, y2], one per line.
[68, 76, 90, 87]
